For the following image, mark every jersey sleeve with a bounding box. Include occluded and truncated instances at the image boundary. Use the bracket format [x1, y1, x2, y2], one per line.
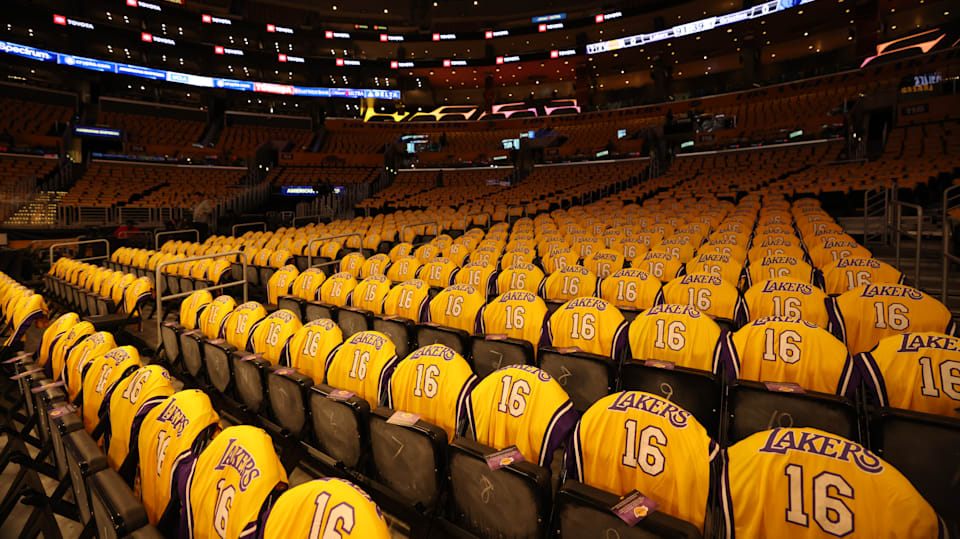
[538, 399, 577, 467]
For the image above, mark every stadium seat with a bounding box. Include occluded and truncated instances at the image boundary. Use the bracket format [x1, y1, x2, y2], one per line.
[555, 480, 702, 539]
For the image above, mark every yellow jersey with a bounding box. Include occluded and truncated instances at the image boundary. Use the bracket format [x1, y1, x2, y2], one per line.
[466, 365, 577, 467]
[662, 273, 748, 327]
[360, 254, 391, 279]
[721, 427, 945, 539]
[387, 344, 479, 442]
[266, 265, 299, 305]
[687, 252, 744, 288]
[325, 331, 399, 408]
[105, 365, 174, 471]
[743, 279, 830, 329]
[222, 301, 268, 350]
[81, 346, 143, 435]
[385, 256, 421, 283]
[568, 391, 718, 532]
[351, 274, 392, 314]
[138, 390, 221, 525]
[628, 304, 728, 374]
[827, 284, 958, 355]
[541, 265, 598, 303]
[183, 425, 288, 539]
[731, 317, 854, 394]
[64, 331, 117, 402]
[857, 332, 960, 418]
[319, 272, 358, 307]
[546, 297, 627, 359]
[287, 267, 325, 301]
[428, 284, 485, 334]
[455, 261, 497, 295]
[199, 295, 237, 340]
[283, 318, 344, 383]
[261, 478, 390, 539]
[38, 312, 80, 371]
[599, 268, 664, 312]
[497, 263, 545, 296]
[50, 320, 95, 382]
[248, 309, 302, 364]
[179, 290, 212, 330]
[382, 279, 430, 322]
[479, 291, 548, 349]
[634, 249, 684, 283]
[821, 257, 905, 296]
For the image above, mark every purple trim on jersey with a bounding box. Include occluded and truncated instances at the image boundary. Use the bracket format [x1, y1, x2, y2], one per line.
[279, 341, 291, 368]
[323, 343, 343, 383]
[386, 369, 396, 409]
[653, 288, 665, 307]
[377, 354, 399, 408]
[937, 516, 948, 539]
[537, 279, 546, 299]
[675, 265, 687, 279]
[719, 449, 736, 539]
[565, 421, 584, 482]
[477, 305, 487, 334]
[177, 456, 199, 539]
[733, 294, 748, 328]
[42, 333, 64, 379]
[836, 353, 857, 398]
[855, 351, 889, 407]
[120, 395, 166, 462]
[544, 316, 556, 348]
[456, 374, 479, 437]
[812, 268, 825, 290]
[825, 297, 847, 345]
[611, 321, 628, 361]
[464, 392, 477, 440]
[715, 331, 738, 381]
[9, 310, 43, 345]
[539, 399, 577, 468]
[708, 439, 719, 462]
[897, 273, 906, 286]
[946, 319, 959, 338]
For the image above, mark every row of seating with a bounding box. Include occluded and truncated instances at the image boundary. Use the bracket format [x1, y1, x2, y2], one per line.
[2, 301, 394, 538]
[147, 285, 957, 537]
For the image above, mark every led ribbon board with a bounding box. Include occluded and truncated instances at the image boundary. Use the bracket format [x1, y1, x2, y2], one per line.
[0, 39, 400, 99]
[587, 0, 814, 54]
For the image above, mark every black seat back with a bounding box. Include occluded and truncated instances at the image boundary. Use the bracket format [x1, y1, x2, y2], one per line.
[470, 335, 535, 379]
[308, 383, 370, 470]
[447, 438, 552, 539]
[538, 347, 617, 413]
[368, 407, 448, 513]
[725, 381, 859, 445]
[89, 467, 149, 538]
[620, 362, 723, 437]
[556, 480, 702, 539]
[870, 409, 960, 535]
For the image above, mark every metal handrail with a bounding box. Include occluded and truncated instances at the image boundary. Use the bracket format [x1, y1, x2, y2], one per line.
[49, 239, 111, 265]
[232, 221, 267, 237]
[891, 200, 923, 287]
[293, 215, 321, 227]
[306, 233, 363, 268]
[863, 185, 888, 246]
[941, 183, 960, 303]
[155, 250, 249, 345]
[155, 228, 200, 250]
[400, 221, 440, 245]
